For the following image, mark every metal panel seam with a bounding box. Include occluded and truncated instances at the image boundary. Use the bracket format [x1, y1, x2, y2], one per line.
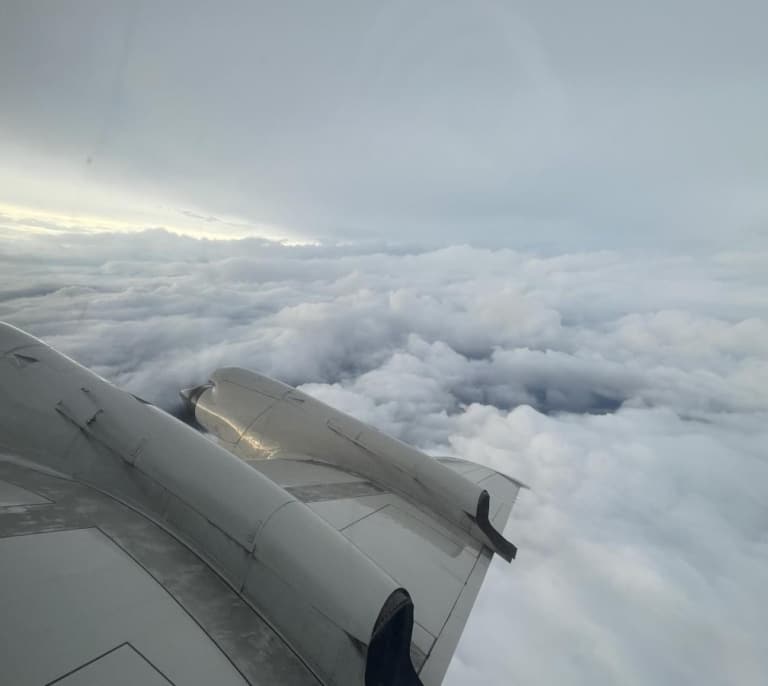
[63, 477, 317, 682]
[92, 527, 244, 686]
[423, 551, 484, 666]
[338, 503, 390, 533]
[44, 641, 131, 686]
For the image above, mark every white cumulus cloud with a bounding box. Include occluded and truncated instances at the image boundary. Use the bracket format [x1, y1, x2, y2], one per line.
[1, 229, 766, 685]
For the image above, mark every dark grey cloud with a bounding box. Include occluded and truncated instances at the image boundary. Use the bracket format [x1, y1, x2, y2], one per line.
[1, 230, 766, 684]
[1, 1, 767, 248]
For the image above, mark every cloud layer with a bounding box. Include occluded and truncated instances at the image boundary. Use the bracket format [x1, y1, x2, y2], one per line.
[2, 230, 767, 684]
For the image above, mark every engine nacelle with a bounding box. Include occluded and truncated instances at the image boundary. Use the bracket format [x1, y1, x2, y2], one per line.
[185, 367, 517, 561]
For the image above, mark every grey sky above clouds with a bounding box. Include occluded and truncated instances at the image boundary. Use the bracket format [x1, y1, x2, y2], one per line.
[1, 0, 767, 248]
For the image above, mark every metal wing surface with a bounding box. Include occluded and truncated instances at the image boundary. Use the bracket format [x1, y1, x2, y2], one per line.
[0, 322, 525, 686]
[186, 366, 527, 686]
[245, 454, 523, 686]
[0, 453, 318, 686]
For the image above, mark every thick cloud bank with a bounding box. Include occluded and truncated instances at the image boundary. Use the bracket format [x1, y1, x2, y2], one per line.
[2, 230, 767, 684]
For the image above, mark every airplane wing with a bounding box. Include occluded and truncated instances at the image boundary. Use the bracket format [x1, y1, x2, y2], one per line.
[184, 367, 527, 686]
[0, 322, 524, 686]
[0, 453, 318, 686]
[243, 454, 523, 685]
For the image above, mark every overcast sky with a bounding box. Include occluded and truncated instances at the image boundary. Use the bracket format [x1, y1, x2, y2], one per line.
[1, 3, 767, 685]
[1, 0, 767, 249]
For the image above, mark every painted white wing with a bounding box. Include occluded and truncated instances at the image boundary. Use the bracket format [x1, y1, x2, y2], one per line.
[186, 366, 527, 685]
[245, 454, 524, 685]
[0, 320, 525, 686]
[0, 323, 424, 686]
[0, 453, 316, 686]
